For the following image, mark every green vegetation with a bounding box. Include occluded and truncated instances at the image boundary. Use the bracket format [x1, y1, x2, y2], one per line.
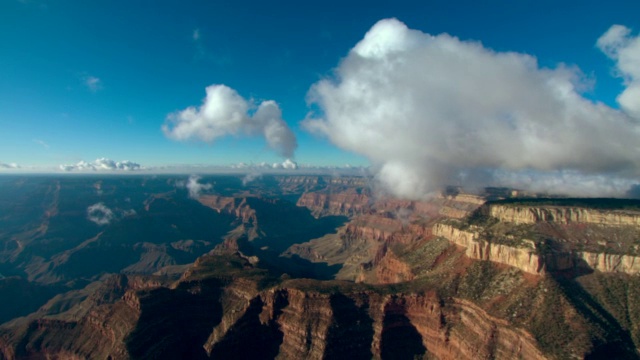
[578, 273, 640, 351]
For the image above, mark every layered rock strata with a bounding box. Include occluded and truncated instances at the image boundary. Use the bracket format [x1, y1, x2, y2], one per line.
[489, 205, 640, 226]
[433, 223, 640, 275]
[0, 255, 547, 360]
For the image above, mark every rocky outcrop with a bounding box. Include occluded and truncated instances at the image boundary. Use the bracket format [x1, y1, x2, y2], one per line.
[433, 223, 541, 275]
[434, 223, 640, 276]
[275, 176, 369, 195]
[206, 281, 550, 359]
[285, 213, 432, 282]
[198, 195, 257, 224]
[489, 205, 640, 226]
[297, 191, 372, 217]
[444, 298, 546, 360]
[375, 250, 414, 284]
[578, 252, 640, 274]
[0, 253, 550, 360]
[297, 190, 484, 219]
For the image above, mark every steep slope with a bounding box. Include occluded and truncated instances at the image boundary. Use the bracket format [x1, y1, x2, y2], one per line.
[0, 253, 551, 360]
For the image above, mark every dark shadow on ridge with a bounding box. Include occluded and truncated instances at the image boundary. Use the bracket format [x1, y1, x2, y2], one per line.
[125, 278, 224, 360]
[380, 300, 427, 360]
[209, 293, 286, 360]
[552, 277, 640, 360]
[324, 293, 374, 360]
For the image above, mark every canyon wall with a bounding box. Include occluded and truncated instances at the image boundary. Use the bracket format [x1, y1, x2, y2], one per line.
[0, 260, 549, 360]
[578, 252, 640, 274]
[433, 223, 542, 275]
[297, 191, 372, 217]
[489, 205, 640, 226]
[433, 223, 640, 275]
[202, 284, 547, 360]
[297, 191, 484, 219]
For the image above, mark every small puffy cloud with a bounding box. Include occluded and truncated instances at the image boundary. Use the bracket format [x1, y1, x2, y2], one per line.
[83, 75, 102, 92]
[272, 158, 298, 170]
[86, 203, 135, 225]
[305, 18, 640, 199]
[597, 25, 640, 119]
[162, 84, 297, 158]
[186, 175, 212, 199]
[87, 203, 114, 225]
[242, 172, 262, 186]
[60, 158, 142, 172]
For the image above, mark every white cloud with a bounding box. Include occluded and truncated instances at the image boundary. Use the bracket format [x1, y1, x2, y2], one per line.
[304, 18, 640, 199]
[33, 139, 49, 149]
[162, 84, 297, 158]
[122, 209, 137, 217]
[186, 175, 212, 199]
[87, 203, 114, 225]
[83, 75, 102, 92]
[494, 170, 638, 198]
[242, 171, 262, 186]
[597, 25, 640, 119]
[60, 158, 142, 172]
[0, 162, 20, 169]
[272, 158, 298, 170]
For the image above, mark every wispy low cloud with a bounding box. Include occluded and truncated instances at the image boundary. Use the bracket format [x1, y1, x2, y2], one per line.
[33, 139, 49, 149]
[236, 159, 298, 185]
[242, 171, 262, 186]
[176, 175, 213, 199]
[304, 18, 640, 199]
[162, 84, 298, 158]
[0, 162, 20, 169]
[87, 203, 114, 225]
[60, 158, 143, 172]
[82, 74, 102, 92]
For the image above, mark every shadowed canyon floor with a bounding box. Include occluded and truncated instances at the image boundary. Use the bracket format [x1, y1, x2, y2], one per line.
[1, 175, 640, 359]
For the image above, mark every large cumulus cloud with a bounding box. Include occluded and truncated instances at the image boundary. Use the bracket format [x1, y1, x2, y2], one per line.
[304, 18, 640, 198]
[162, 84, 297, 158]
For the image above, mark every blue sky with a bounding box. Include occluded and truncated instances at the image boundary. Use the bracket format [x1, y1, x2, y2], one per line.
[1, 0, 639, 179]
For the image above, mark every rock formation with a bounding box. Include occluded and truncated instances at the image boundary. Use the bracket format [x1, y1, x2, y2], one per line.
[3, 177, 640, 359]
[489, 204, 640, 226]
[0, 253, 550, 360]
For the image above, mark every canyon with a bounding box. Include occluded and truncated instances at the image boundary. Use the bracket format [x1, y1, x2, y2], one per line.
[1, 175, 640, 359]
